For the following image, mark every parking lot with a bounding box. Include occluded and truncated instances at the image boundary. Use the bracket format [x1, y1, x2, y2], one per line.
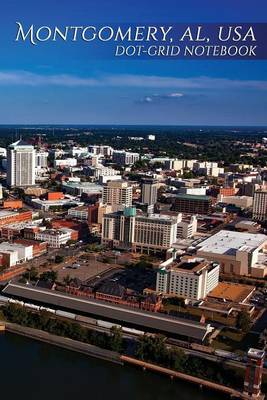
[56, 258, 116, 283]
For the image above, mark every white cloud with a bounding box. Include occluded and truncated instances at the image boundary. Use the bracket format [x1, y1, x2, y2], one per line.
[0, 70, 265, 90]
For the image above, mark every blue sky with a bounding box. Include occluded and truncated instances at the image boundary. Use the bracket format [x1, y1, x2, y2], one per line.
[0, 0, 266, 125]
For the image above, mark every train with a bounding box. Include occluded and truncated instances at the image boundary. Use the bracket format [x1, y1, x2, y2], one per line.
[0, 295, 146, 337]
[166, 337, 242, 361]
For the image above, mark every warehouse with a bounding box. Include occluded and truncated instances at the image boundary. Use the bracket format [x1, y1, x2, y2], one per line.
[2, 283, 213, 342]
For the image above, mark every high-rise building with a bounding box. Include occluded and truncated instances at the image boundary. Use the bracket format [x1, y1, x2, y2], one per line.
[112, 150, 139, 166]
[172, 194, 212, 215]
[141, 178, 158, 206]
[132, 214, 177, 253]
[101, 210, 177, 253]
[102, 207, 136, 248]
[176, 214, 197, 238]
[35, 150, 48, 168]
[7, 140, 35, 187]
[243, 348, 265, 398]
[102, 180, 132, 210]
[252, 190, 267, 221]
[156, 256, 220, 300]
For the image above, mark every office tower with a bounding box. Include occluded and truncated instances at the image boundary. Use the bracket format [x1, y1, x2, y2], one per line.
[141, 178, 158, 206]
[7, 140, 35, 187]
[102, 180, 132, 210]
[252, 190, 267, 221]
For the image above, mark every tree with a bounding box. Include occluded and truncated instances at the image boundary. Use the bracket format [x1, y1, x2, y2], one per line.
[63, 275, 72, 286]
[163, 297, 185, 308]
[55, 255, 64, 264]
[40, 270, 58, 282]
[23, 266, 38, 281]
[109, 326, 123, 353]
[237, 311, 251, 332]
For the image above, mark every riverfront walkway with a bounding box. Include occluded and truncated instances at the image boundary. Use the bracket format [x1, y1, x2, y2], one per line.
[121, 355, 263, 400]
[4, 322, 122, 364]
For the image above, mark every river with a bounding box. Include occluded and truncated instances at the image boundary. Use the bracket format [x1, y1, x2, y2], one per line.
[0, 332, 226, 400]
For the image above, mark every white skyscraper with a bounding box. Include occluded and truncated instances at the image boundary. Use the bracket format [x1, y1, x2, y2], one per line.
[7, 140, 35, 187]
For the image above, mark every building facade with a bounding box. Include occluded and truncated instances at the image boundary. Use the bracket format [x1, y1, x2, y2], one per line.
[112, 150, 139, 166]
[102, 180, 133, 210]
[156, 256, 220, 300]
[252, 190, 267, 221]
[172, 194, 212, 215]
[102, 209, 177, 253]
[141, 178, 158, 206]
[7, 140, 35, 187]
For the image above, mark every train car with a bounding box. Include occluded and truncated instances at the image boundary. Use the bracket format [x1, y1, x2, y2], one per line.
[121, 326, 144, 336]
[0, 295, 9, 304]
[24, 303, 40, 311]
[9, 299, 24, 306]
[55, 310, 76, 320]
[191, 343, 214, 354]
[214, 349, 241, 361]
[97, 320, 121, 330]
[39, 306, 56, 314]
[75, 315, 97, 325]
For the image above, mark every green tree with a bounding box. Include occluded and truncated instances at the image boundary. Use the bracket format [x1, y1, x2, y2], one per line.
[237, 311, 251, 332]
[55, 255, 64, 264]
[40, 270, 58, 282]
[23, 266, 38, 281]
[109, 326, 123, 353]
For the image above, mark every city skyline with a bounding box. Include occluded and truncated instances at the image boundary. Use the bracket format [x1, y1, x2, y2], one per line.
[0, 0, 266, 125]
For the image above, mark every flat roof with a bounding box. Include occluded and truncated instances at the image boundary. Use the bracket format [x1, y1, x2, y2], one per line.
[197, 230, 267, 255]
[208, 282, 255, 303]
[175, 194, 210, 201]
[2, 283, 213, 341]
[0, 210, 17, 218]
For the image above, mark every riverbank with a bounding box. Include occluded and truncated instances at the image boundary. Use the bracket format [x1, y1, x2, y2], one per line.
[4, 321, 122, 365]
[2, 319, 265, 398]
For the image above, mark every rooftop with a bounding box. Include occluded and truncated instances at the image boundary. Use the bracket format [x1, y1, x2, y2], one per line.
[197, 230, 267, 255]
[0, 210, 18, 218]
[175, 194, 211, 201]
[175, 257, 210, 273]
[2, 283, 213, 341]
[208, 282, 255, 303]
[247, 348, 265, 359]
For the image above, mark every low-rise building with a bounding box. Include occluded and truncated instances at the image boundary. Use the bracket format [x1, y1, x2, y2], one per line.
[217, 195, 253, 209]
[0, 241, 33, 266]
[196, 230, 267, 277]
[35, 229, 73, 248]
[68, 206, 89, 220]
[62, 181, 103, 196]
[0, 209, 32, 226]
